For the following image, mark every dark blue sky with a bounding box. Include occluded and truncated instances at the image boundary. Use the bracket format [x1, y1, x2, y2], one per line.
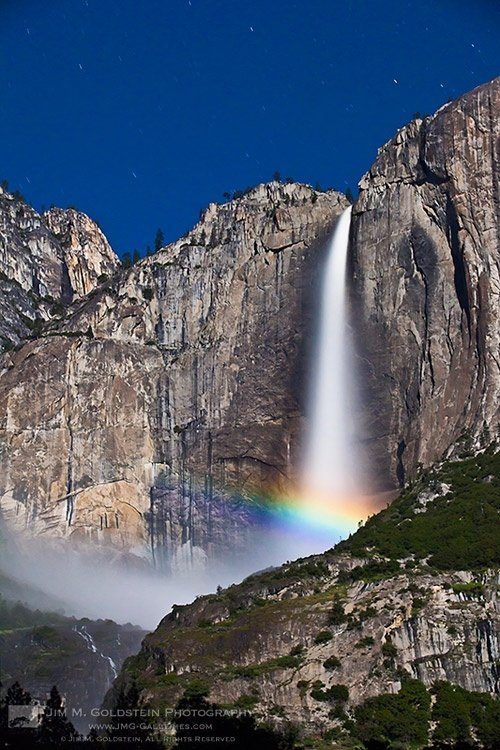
[1, 1, 498, 256]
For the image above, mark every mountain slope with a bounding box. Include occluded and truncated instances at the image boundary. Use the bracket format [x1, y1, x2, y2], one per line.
[0, 572, 145, 733]
[107, 448, 500, 738]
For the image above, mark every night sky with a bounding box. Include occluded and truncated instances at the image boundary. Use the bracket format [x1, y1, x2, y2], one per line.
[1, 0, 499, 257]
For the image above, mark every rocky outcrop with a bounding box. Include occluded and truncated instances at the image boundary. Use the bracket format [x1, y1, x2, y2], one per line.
[106, 447, 500, 737]
[0, 183, 347, 566]
[44, 207, 118, 298]
[351, 77, 500, 487]
[107, 557, 499, 731]
[0, 186, 120, 351]
[0, 610, 145, 733]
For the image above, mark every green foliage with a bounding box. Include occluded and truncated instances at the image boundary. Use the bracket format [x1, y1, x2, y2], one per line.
[329, 684, 349, 702]
[382, 641, 397, 659]
[172, 691, 295, 749]
[225, 654, 301, 679]
[183, 678, 210, 700]
[353, 679, 431, 747]
[356, 636, 375, 649]
[234, 692, 259, 709]
[431, 680, 500, 748]
[154, 228, 165, 252]
[284, 560, 329, 579]
[338, 559, 401, 584]
[323, 656, 341, 670]
[0, 595, 66, 631]
[122, 251, 132, 269]
[314, 629, 333, 644]
[327, 598, 347, 626]
[311, 683, 348, 703]
[452, 581, 484, 596]
[338, 447, 500, 571]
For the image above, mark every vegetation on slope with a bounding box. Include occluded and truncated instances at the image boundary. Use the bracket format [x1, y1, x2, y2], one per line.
[338, 444, 500, 570]
[105, 448, 500, 747]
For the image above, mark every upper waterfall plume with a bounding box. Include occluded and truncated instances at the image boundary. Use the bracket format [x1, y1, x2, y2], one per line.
[303, 206, 356, 498]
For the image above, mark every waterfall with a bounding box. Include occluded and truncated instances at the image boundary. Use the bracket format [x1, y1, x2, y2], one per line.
[303, 206, 355, 498]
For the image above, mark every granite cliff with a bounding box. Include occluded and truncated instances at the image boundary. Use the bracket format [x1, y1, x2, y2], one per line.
[352, 76, 500, 487]
[0, 188, 119, 350]
[0, 182, 347, 568]
[0, 78, 499, 570]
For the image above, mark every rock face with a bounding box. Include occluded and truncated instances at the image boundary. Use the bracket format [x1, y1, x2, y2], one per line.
[1, 77, 500, 564]
[107, 557, 499, 730]
[352, 77, 500, 488]
[107, 448, 500, 735]
[0, 183, 347, 566]
[0, 186, 120, 351]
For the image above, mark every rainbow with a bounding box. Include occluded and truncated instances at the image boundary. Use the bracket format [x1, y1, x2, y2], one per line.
[248, 486, 378, 540]
[205, 478, 382, 553]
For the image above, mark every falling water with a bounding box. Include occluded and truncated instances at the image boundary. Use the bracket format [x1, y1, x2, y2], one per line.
[303, 206, 355, 498]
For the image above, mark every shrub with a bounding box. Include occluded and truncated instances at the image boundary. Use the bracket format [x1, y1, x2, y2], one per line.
[382, 641, 397, 659]
[354, 679, 431, 747]
[356, 636, 375, 649]
[329, 684, 349, 702]
[314, 630, 333, 644]
[327, 599, 347, 626]
[323, 656, 341, 670]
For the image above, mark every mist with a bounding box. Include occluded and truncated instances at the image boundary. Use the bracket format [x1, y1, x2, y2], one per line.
[0, 517, 352, 630]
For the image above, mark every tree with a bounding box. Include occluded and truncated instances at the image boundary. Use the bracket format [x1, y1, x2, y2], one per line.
[104, 681, 163, 749]
[132, 249, 141, 265]
[354, 679, 430, 748]
[345, 187, 354, 203]
[154, 228, 165, 253]
[172, 684, 292, 750]
[222, 191, 231, 200]
[272, 171, 282, 182]
[0, 681, 38, 748]
[39, 685, 79, 745]
[122, 251, 132, 269]
[145, 245, 152, 256]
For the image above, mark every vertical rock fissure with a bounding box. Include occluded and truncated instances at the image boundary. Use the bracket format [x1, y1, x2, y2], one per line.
[445, 194, 472, 337]
[409, 233, 429, 399]
[65, 343, 77, 526]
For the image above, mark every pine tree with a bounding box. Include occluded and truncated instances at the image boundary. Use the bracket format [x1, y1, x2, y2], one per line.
[38, 685, 79, 745]
[132, 249, 141, 265]
[122, 251, 132, 269]
[104, 681, 163, 748]
[154, 228, 165, 253]
[1, 681, 38, 747]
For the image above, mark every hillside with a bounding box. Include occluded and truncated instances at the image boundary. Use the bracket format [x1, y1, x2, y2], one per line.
[106, 448, 500, 746]
[0, 573, 145, 733]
